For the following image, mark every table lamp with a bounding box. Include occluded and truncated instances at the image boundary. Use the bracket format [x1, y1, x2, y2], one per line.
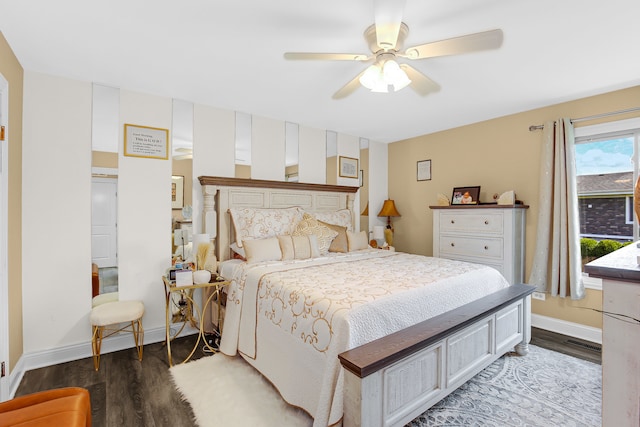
[377, 199, 401, 245]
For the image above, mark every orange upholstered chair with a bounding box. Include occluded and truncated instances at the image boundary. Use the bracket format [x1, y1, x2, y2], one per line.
[0, 387, 91, 427]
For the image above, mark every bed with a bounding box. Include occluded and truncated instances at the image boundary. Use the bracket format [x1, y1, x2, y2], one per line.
[199, 176, 533, 427]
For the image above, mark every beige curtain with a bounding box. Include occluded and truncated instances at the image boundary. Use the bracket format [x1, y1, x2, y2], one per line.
[528, 118, 584, 299]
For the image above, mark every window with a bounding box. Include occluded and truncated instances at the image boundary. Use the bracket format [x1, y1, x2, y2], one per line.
[574, 118, 640, 288]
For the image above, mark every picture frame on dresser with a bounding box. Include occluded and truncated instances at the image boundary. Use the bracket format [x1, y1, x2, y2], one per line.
[452, 186, 480, 205]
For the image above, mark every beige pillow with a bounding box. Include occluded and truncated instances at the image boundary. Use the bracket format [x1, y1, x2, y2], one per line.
[320, 221, 348, 253]
[347, 230, 369, 252]
[293, 213, 338, 255]
[243, 237, 282, 263]
[278, 235, 320, 260]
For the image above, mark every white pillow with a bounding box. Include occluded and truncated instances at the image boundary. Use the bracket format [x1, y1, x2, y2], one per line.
[243, 237, 282, 263]
[313, 209, 353, 232]
[347, 230, 369, 252]
[229, 207, 304, 248]
[278, 235, 320, 260]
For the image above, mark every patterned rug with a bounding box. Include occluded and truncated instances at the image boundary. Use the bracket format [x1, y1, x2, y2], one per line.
[408, 345, 601, 426]
[170, 345, 601, 427]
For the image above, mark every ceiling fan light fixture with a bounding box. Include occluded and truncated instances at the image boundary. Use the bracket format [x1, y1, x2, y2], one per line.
[359, 64, 383, 90]
[382, 59, 411, 91]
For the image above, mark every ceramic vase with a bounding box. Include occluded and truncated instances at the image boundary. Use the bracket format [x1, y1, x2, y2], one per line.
[193, 269, 211, 284]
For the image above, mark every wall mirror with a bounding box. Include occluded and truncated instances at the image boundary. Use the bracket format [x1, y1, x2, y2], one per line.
[360, 138, 369, 235]
[326, 131, 337, 185]
[235, 111, 251, 178]
[171, 99, 194, 262]
[91, 83, 120, 301]
[285, 122, 299, 182]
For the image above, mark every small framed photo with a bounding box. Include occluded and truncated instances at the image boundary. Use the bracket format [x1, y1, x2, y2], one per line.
[172, 175, 184, 209]
[339, 156, 359, 179]
[417, 159, 431, 181]
[452, 186, 480, 205]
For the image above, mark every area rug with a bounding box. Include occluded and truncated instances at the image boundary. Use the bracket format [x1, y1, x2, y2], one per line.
[170, 345, 601, 427]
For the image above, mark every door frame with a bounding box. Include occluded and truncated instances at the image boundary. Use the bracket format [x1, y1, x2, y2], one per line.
[91, 174, 118, 269]
[0, 72, 10, 401]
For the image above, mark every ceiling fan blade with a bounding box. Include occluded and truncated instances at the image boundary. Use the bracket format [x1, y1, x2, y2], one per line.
[400, 64, 440, 96]
[284, 52, 370, 61]
[373, 0, 406, 50]
[332, 69, 367, 100]
[403, 29, 503, 60]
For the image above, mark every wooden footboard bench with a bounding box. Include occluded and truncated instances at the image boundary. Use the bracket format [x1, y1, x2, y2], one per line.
[339, 283, 535, 427]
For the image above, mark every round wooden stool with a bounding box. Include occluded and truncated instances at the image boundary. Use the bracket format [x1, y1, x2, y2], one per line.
[90, 300, 145, 371]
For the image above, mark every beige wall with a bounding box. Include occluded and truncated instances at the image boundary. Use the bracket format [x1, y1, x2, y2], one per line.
[92, 150, 118, 169]
[0, 32, 24, 371]
[389, 85, 640, 330]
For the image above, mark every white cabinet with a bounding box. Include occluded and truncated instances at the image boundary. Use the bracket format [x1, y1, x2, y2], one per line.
[431, 206, 528, 284]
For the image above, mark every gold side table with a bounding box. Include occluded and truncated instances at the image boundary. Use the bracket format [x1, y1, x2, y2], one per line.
[161, 275, 228, 366]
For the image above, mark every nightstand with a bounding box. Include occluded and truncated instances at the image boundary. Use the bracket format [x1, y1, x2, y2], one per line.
[161, 275, 229, 366]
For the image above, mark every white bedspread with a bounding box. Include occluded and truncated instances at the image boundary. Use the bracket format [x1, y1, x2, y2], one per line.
[219, 250, 510, 426]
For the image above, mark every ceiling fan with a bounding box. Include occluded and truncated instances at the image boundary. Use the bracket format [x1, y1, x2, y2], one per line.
[283, 0, 503, 99]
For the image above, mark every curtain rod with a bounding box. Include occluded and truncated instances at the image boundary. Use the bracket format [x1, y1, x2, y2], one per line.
[528, 106, 640, 131]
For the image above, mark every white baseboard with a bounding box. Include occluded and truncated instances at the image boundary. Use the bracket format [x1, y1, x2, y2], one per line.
[532, 313, 602, 344]
[8, 324, 198, 398]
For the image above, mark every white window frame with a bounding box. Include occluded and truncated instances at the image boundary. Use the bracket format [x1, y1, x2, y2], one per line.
[576, 118, 640, 291]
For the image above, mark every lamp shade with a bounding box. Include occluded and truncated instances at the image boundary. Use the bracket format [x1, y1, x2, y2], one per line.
[378, 199, 401, 217]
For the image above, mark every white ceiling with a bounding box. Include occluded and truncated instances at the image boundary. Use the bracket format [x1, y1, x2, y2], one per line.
[1, 0, 639, 144]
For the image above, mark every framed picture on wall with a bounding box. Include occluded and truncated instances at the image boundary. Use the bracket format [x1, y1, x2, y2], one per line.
[172, 175, 184, 209]
[451, 186, 480, 205]
[339, 156, 359, 179]
[124, 123, 169, 160]
[417, 159, 431, 181]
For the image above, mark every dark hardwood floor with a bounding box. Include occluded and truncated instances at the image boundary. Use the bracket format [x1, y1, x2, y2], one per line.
[15, 328, 601, 427]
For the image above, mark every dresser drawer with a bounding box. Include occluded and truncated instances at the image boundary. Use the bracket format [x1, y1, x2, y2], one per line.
[439, 212, 503, 234]
[439, 236, 504, 260]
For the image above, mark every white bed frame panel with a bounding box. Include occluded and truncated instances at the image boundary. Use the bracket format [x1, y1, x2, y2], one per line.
[198, 176, 533, 427]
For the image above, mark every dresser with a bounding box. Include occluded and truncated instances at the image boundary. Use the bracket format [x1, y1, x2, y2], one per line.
[431, 205, 528, 285]
[585, 244, 640, 426]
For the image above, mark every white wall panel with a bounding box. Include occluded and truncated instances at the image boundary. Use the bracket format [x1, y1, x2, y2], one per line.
[22, 72, 92, 352]
[252, 116, 285, 181]
[299, 125, 326, 184]
[118, 90, 172, 329]
[193, 104, 235, 232]
[369, 140, 388, 229]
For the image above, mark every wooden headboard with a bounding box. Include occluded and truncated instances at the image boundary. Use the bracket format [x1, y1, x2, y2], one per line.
[198, 177, 359, 262]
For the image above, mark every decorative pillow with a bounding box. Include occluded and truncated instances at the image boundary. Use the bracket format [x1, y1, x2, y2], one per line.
[229, 242, 246, 259]
[242, 237, 282, 263]
[320, 221, 348, 253]
[347, 230, 369, 252]
[278, 235, 320, 260]
[293, 213, 338, 255]
[313, 209, 353, 231]
[229, 207, 304, 248]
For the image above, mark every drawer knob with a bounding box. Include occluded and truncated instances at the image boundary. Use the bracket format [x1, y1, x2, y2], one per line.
[484, 220, 489, 225]
[451, 220, 455, 224]
[450, 243, 455, 247]
[484, 245, 489, 250]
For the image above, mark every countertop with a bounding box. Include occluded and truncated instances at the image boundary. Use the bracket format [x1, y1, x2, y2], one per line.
[584, 241, 640, 283]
